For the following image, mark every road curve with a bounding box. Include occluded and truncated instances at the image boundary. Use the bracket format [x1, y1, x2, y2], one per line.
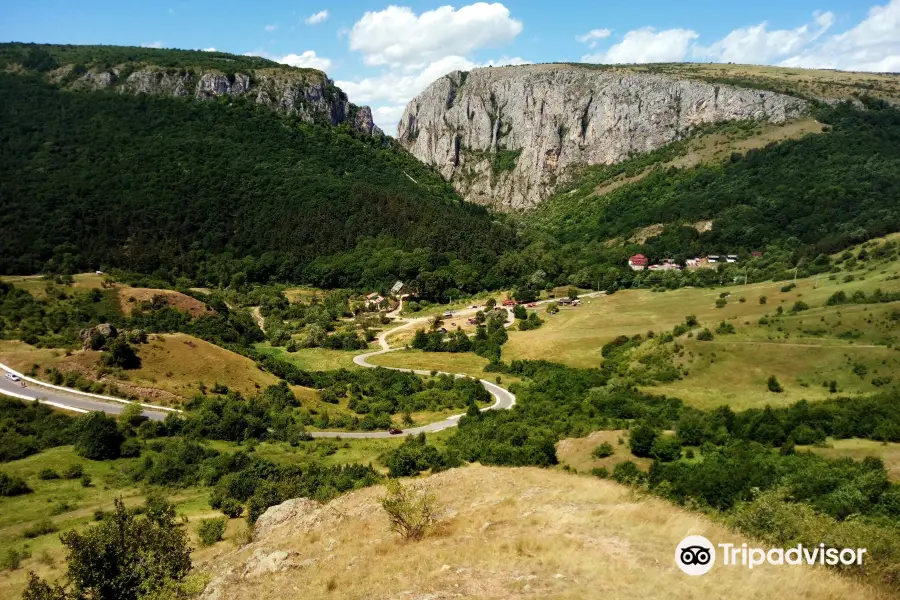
[0, 365, 175, 421]
[1, 292, 603, 437]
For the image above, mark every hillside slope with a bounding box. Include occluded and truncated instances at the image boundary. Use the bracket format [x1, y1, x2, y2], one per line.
[0, 61, 517, 290]
[0, 43, 380, 134]
[399, 63, 808, 209]
[198, 465, 882, 600]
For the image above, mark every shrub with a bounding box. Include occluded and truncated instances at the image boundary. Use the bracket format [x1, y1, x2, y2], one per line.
[380, 479, 438, 541]
[629, 423, 660, 458]
[759, 296, 768, 304]
[715, 298, 727, 309]
[696, 328, 714, 341]
[611, 461, 646, 485]
[767, 375, 784, 393]
[197, 517, 227, 547]
[591, 467, 609, 479]
[591, 442, 614, 459]
[650, 436, 683, 462]
[23, 519, 57, 539]
[1, 547, 31, 571]
[38, 468, 60, 480]
[119, 437, 143, 458]
[63, 464, 84, 479]
[23, 497, 191, 599]
[0, 472, 31, 496]
[791, 300, 809, 313]
[74, 411, 124, 460]
[220, 498, 244, 519]
[80, 474, 93, 488]
[715, 322, 735, 334]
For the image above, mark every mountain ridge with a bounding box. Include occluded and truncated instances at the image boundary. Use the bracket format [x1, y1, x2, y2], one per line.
[0, 43, 381, 135]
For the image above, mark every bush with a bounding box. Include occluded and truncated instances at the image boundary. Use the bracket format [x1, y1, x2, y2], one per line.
[380, 479, 438, 541]
[74, 411, 124, 460]
[651, 436, 683, 462]
[591, 442, 614, 459]
[715, 322, 735, 334]
[767, 375, 784, 393]
[80, 474, 93, 488]
[63, 464, 84, 479]
[38, 468, 59, 480]
[0, 471, 31, 496]
[715, 298, 727, 309]
[197, 517, 227, 547]
[591, 467, 610, 479]
[101, 338, 142, 369]
[23, 519, 57, 539]
[23, 497, 191, 599]
[696, 328, 714, 341]
[629, 423, 660, 458]
[791, 300, 810, 313]
[220, 498, 244, 519]
[759, 296, 768, 304]
[1, 547, 31, 571]
[119, 437, 143, 458]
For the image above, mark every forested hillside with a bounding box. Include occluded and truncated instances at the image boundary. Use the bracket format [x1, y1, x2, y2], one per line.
[518, 99, 900, 289]
[0, 73, 517, 291]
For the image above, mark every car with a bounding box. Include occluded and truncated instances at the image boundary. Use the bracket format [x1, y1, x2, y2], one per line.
[526, 303, 537, 308]
[470, 305, 479, 309]
[5, 373, 21, 382]
[388, 428, 403, 435]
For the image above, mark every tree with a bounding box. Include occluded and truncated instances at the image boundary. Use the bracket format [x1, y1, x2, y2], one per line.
[74, 412, 124, 460]
[101, 338, 141, 370]
[23, 497, 191, 600]
[767, 375, 784, 393]
[513, 304, 527, 320]
[196, 518, 227, 546]
[650, 436, 683, 462]
[0, 471, 31, 496]
[591, 442, 614, 459]
[629, 423, 660, 458]
[567, 287, 579, 301]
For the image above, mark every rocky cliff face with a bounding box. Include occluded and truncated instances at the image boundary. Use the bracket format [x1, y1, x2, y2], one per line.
[57, 64, 381, 135]
[398, 64, 807, 209]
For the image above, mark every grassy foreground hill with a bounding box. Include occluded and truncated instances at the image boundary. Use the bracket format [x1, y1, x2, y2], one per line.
[198, 465, 883, 600]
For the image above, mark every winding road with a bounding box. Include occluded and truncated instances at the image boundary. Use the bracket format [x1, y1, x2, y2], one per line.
[0, 292, 603, 437]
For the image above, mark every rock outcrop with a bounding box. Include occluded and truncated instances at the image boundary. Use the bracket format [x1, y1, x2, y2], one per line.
[63, 64, 381, 135]
[398, 64, 808, 210]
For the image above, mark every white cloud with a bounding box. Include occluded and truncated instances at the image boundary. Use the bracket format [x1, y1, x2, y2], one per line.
[141, 41, 164, 49]
[264, 24, 277, 32]
[781, 0, 900, 72]
[305, 10, 329, 25]
[583, 27, 698, 63]
[278, 50, 333, 70]
[339, 55, 528, 132]
[349, 3, 523, 67]
[202, 47, 217, 52]
[695, 11, 834, 64]
[576, 28, 611, 49]
[244, 49, 333, 71]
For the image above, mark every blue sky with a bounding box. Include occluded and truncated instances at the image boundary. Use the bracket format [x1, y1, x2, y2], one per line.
[3, 1, 898, 132]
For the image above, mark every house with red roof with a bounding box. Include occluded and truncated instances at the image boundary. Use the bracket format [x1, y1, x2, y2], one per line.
[628, 254, 649, 271]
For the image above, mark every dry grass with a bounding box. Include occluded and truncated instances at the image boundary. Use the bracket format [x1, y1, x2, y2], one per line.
[556, 430, 651, 473]
[625, 63, 900, 103]
[595, 117, 824, 199]
[0, 273, 107, 299]
[118, 287, 213, 318]
[800, 439, 900, 482]
[198, 465, 884, 600]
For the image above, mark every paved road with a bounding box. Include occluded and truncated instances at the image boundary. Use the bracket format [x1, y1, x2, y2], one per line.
[0, 368, 174, 421]
[1, 291, 604, 437]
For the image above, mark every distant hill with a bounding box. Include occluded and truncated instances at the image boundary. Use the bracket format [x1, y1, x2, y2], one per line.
[0, 45, 519, 296]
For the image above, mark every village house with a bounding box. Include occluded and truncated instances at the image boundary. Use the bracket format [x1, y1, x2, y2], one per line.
[628, 254, 649, 271]
[390, 280, 406, 297]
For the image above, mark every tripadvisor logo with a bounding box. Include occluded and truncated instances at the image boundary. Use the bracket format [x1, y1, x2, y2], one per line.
[676, 535, 716, 576]
[675, 535, 867, 575]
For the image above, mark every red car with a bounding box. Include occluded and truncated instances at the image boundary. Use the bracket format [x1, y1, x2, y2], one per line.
[388, 428, 403, 435]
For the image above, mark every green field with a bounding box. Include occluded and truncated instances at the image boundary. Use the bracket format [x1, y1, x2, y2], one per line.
[253, 343, 365, 372]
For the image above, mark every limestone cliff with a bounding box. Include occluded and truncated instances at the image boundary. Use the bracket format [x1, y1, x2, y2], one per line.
[53, 64, 382, 135]
[398, 64, 807, 209]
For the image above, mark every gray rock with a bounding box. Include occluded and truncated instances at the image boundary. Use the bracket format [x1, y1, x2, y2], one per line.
[398, 64, 808, 210]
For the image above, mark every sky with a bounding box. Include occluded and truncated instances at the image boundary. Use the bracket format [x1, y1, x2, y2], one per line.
[2, 1, 899, 133]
